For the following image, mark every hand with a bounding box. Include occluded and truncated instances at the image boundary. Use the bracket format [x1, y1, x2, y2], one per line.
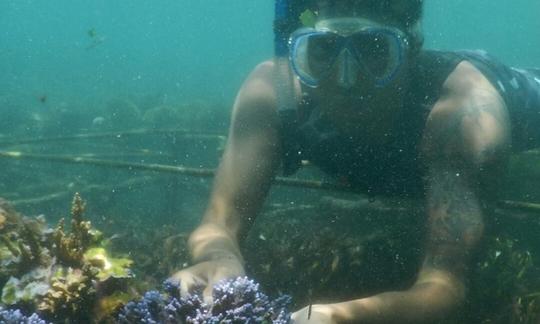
[169, 255, 244, 302]
[291, 303, 337, 324]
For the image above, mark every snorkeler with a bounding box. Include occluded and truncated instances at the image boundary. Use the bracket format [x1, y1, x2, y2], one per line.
[172, 0, 540, 323]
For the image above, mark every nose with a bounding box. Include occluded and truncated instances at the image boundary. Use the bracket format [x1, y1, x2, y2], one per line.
[336, 48, 361, 89]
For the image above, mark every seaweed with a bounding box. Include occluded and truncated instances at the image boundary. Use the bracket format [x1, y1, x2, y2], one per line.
[468, 235, 540, 323]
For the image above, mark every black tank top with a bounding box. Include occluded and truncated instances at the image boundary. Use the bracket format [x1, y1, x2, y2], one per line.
[279, 50, 540, 197]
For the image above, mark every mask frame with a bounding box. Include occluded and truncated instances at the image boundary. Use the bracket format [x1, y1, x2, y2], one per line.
[289, 18, 409, 88]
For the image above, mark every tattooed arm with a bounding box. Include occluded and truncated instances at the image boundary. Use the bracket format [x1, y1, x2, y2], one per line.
[291, 62, 511, 324]
[414, 61, 511, 321]
[361, 60, 511, 323]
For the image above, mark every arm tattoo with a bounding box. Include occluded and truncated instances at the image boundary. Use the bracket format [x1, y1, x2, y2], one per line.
[422, 87, 508, 277]
[424, 162, 485, 276]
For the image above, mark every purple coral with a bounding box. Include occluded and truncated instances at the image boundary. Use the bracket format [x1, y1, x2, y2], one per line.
[0, 307, 48, 324]
[116, 277, 291, 323]
[209, 277, 291, 323]
[117, 290, 170, 323]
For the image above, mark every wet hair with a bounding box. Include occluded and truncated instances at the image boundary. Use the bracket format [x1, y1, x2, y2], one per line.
[313, 0, 422, 28]
[288, 0, 424, 52]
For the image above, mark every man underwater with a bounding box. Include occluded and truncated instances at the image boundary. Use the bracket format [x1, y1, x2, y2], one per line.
[173, 0, 540, 322]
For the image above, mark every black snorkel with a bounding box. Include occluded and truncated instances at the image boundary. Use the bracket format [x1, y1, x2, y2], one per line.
[274, 0, 292, 57]
[273, 0, 304, 175]
[275, 0, 309, 57]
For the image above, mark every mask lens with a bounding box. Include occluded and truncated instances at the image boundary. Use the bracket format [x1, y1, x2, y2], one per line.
[290, 25, 406, 88]
[307, 34, 341, 70]
[290, 32, 343, 87]
[351, 31, 402, 81]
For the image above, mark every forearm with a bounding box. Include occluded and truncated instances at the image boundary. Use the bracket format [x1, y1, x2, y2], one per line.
[188, 178, 265, 261]
[331, 270, 464, 324]
[187, 174, 271, 265]
[188, 222, 244, 264]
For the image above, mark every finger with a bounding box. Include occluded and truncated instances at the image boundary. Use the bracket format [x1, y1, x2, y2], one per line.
[185, 274, 211, 297]
[171, 272, 196, 297]
[203, 284, 214, 305]
[180, 277, 191, 297]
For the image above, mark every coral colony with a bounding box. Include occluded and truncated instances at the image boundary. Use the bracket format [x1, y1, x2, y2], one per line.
[117, 277, 292, 323]
[0, 307, 48, 324]
[0, 194, 133, 322]
[1, 195, 291, 323]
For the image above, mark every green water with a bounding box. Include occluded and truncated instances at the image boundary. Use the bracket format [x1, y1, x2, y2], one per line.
[1, 1, 540, 323]
[1, 1, 538, 109]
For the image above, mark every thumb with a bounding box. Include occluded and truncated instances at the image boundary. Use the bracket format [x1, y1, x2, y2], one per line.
[171, 271, 205, 298]
[203, 283, 214, 304]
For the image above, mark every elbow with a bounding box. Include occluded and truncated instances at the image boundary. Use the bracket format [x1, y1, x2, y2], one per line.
[412, 270, 467, 321]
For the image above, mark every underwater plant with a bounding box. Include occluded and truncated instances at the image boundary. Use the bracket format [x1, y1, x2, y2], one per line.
[117, 277, 291, 323]
[468, 235, 540, 323]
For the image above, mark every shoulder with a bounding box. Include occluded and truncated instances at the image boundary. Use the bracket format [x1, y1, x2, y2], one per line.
[422, 61, 511, 164]
[236, 60, 278, 106]
[233, 59, 302, 124]
[445, 61, 503, 102]
[230, 60, 285, 135]
[432, 60, 506, 117]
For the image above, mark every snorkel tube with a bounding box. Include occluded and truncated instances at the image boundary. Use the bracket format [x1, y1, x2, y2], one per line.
[273, 0, 302, 175]
[274, 0, 292, 57]
[274, 0, 309, 56]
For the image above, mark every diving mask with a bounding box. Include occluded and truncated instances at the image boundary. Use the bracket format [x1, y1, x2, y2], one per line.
[289, 18, 409, 88]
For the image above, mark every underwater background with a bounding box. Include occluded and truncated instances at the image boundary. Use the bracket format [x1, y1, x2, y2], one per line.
[1, 0, 540, 323]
